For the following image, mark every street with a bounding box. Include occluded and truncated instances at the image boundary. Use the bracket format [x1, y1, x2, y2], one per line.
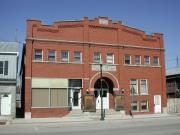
[0, 115, 180, 135]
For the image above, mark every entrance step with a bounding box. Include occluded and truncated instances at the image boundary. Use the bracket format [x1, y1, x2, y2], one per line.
[67, 109, 126, 118]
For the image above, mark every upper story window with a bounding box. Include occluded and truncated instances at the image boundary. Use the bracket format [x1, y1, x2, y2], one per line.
[61, 50, 69, 62]
[135, 55, 141, 65]
[0, 61, 8, 75]
[74, 51, 82, 63]
[130, 79, 138, 95]
[93, 52, 101, 63]
[153, 56, 159, 66]
[124, 54, 131, 64]
[34, 49, 43, 61]
[144, 56, 150, 65]
[106, 53, 114, 64]
[48, 50, 55, 61]
[140, 79, 148, 95]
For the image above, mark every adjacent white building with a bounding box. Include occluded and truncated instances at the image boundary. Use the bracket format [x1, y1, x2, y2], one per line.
[0, 42, 18, 118]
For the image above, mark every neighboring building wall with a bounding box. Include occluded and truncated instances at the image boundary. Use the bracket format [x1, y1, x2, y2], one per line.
[167, 98, 180, 113]
[0, 42, 18, 118]
[24, 17, 167, 118]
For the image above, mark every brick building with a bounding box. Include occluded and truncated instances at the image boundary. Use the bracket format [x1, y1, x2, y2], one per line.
[24, 17, 167, 118]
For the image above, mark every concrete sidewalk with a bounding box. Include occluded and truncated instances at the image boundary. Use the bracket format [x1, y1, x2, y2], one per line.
[9, 113, 178, 125]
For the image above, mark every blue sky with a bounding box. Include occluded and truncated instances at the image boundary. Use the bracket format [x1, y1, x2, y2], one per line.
[0, 0, 180, 69]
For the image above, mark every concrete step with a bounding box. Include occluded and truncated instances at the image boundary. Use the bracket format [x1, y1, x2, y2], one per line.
[67, 109, 125, 117]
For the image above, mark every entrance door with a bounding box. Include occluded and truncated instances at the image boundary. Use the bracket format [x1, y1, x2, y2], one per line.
[95, 89, 109, 109]
[71, 89, 81, 109]
[154, 95, 161, 113]
[1, 94, 11, 115]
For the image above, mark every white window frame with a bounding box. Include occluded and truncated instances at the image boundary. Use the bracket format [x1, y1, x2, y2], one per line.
[130, 79, 138, 95]
[153, 56, 159, 66]
[34, 49, 43, 61]
[0, 61, 4, 75]
[140, 79, 148, 95]
[74, 51, 82, 63]
[124, 54, 131, 65]
[106, 53, 114, 64]
[131, 101, 139, 112]
[140, 100, 149, 112]
[93, 52, 101, 63]
[61, 50, 69, 62]
[144, 56, 150, 65]
[48, 50, 56, 61]
[135, 55, 141, 65]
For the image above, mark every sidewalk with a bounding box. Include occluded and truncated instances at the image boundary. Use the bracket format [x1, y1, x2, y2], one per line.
[10, 113, 178, 125]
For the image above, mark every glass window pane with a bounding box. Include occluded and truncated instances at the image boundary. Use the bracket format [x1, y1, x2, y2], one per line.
[130, 79, 138, 94]
[61, 51, 69, 62]
[144, 56, 150, 65]
[32, 89, 49, 107]
[124, 55, 130, 64]
[154, 56, 159, 65]
[4, 61, 8, 75]
[74, 51, 81, 62]
[0, 61, 3, 74]
[131, 101, 138, 111]
[135, 55, 141, 65]
[69, 79, 82, 88]
[140, 80, 148, 94]
[141, 101, 148, 111]
[48, 50, 55, 61]
[50, 88, 68, 107]
[34, 49, 42, 60]
[93, 52, 101, 63]
[106, 53, 114, 64]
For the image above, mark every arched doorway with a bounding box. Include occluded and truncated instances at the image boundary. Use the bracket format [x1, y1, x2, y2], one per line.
[94, 77, 114, 109]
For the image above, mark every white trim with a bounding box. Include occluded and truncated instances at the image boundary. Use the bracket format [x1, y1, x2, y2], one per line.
[61, 50, 69, 62]
[27, 38, 164, 51]
[124, 64, 161, 68]
[89, 71, 120, 90]
[32, 60, 83, 64]
[124, 54, 131, 65]
[106, 53, 114, 64]
[135, 55, 141, 65]
[140, 79, 148, 95]
[25, 77, 31, 79]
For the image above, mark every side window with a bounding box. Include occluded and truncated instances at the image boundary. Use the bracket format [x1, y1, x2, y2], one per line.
[34, 49, 43, 61]
[124, 54, 131, 64]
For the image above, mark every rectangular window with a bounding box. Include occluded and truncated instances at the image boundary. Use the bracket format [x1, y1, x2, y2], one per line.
[48, 50, 55, 61]
[4, 61, 8, 75]
[93, 52, 101, 63]
[32, 88, 68, 108]
[144, 56, 150, 65]
[50, 88, 68, 107]
[131, 101, 138, 111]
[106, 53, 114, 64]
[135, 55, 141, 65]
[140, 79, 148, 95]
[130, 79, 138, 95]
[61, 50, 69, 62]
[124, 54, 131, 64]
[0, 61, 3, 74]
[154, 56, 159, 66]
[34, 49, 42, 61]
[32, 88, 49, 107]
[74, 51, 81, 63]
[141, 101, 148, 111]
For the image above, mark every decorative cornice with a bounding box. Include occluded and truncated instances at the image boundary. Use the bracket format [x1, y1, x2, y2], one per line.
[27, 37, 164, 51]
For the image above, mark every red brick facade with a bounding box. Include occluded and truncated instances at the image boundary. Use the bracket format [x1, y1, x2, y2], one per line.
[24, 17, 167, 118]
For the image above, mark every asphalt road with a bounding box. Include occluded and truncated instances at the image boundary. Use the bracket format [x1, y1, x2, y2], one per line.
[0, 116, 180, 135]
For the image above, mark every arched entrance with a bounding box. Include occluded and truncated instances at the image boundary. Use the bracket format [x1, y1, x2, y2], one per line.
[94, 77, 114, 109]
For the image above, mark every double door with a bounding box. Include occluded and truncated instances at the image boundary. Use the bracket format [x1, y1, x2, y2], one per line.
[95, 89, 109, 109]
